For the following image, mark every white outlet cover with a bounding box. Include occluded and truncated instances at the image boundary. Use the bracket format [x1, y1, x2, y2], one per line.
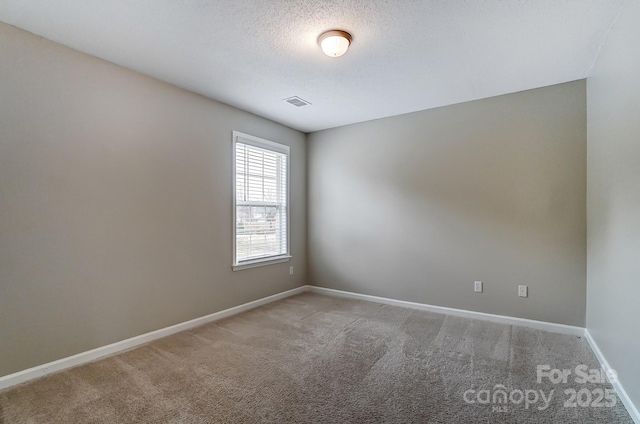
[518, 285, 528, 297]
[474, 281, 483, 293]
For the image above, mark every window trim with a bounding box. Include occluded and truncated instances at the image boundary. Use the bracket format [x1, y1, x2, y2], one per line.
[232, 131, 291, 271]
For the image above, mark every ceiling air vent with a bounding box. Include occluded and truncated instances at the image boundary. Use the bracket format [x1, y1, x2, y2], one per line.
[284, 96, 311, 107]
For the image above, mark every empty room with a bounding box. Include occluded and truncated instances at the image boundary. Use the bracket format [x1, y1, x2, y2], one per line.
[0, 0, 638, 423]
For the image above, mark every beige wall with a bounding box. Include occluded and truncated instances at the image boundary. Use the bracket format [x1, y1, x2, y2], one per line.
[586, 0, 640, 409]
[0, 22, 306, 376]
[307, 81, 587, 326]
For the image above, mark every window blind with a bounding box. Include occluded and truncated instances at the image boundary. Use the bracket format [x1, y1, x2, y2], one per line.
[234, 139, 288, 264]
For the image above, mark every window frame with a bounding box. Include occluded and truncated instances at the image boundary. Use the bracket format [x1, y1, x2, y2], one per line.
[232, 131, 291, 271]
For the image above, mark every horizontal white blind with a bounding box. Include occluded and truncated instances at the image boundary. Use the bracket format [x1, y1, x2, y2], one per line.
[235, 141, 288, 263]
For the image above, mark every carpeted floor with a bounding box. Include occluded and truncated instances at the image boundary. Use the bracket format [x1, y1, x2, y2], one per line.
[0, 292, 633, 423]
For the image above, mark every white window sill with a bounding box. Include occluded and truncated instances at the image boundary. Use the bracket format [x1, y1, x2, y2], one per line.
[232, 255, 292, 271]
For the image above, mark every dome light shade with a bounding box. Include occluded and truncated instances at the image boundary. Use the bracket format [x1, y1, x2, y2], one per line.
[318, 30, 352, 57]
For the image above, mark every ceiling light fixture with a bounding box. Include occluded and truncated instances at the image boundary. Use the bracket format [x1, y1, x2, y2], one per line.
[318, 30, 352, 58]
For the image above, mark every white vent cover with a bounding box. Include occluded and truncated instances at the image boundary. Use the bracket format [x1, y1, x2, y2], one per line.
[284, 96, 311, 107]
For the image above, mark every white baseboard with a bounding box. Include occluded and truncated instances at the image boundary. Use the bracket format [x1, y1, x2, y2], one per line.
[0, 285, 308, 391]
[585, 329, 640, 424]
[308, 286, 585, 336]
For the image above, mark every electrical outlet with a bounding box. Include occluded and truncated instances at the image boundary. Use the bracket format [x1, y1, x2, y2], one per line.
[518, 285, 528, 298]
[474, 281, 483, 293]
[289, 266, 294, 275]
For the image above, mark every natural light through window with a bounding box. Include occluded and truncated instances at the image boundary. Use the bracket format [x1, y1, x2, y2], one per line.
[233, 132, 290, 270]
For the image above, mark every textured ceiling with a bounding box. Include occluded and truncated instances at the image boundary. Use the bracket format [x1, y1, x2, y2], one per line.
[0, 0, 624, 132]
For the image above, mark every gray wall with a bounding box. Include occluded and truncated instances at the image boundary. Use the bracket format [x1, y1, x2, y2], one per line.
[586, 0, 640, 409]
[308, 81, 587, 326]
[0, 22, 306, 376]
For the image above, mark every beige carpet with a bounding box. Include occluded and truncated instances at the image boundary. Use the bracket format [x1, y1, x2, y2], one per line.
[0, 292, 633, 423]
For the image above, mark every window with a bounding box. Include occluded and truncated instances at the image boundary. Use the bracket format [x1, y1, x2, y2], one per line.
[232, 131, 290, 270]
